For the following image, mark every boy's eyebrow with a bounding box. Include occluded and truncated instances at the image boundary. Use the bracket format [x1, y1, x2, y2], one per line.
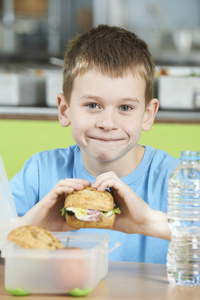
[79, 94, 101, 101]
[79, 94, 140, 103]
[121, 97, 140, 103]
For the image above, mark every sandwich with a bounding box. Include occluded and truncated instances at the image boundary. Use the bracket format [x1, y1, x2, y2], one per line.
[61, 186, 121, 229]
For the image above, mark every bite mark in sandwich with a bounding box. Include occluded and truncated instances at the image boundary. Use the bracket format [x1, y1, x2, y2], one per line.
[61, 187, 121, 229]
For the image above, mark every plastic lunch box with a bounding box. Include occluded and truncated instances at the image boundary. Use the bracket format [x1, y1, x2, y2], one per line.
[0, 155, 110, 297]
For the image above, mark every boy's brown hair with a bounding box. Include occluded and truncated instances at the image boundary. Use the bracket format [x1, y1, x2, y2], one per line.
[63, 24, 155, 106]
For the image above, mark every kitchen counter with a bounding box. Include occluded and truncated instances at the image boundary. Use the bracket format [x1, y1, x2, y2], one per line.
[0, 106, 200, 123]
[155, 110, 200, 123]
[1, 259, 200, 299]
[0, 106, 59, 120]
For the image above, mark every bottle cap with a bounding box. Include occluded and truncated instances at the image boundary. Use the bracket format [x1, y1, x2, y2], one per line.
[180, 151, 200, 160]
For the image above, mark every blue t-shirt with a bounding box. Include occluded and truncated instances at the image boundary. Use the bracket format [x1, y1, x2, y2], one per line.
[10, 145, 179, 264]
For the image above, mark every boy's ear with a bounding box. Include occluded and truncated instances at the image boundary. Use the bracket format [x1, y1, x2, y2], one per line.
[142, 98, 159, 131]
[57, 93, 71, 127]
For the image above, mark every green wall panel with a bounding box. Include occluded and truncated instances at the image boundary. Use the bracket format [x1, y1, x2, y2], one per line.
[139, 123, 200, 158]
[1, 120, 74, 180]
[1, 120, 199, 180]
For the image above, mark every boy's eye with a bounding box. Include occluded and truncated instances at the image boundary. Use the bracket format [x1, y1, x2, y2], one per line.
[87, 103, 99, 109]
[120, 105, 132, 111]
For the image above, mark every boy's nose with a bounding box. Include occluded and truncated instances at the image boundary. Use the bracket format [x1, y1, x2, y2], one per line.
[96, 111, 118, 131]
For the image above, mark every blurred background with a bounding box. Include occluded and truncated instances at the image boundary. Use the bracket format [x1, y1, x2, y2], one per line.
[0, 0, 200, 109]
[0, 0, 200, 179]
[0, 0, 200, 64]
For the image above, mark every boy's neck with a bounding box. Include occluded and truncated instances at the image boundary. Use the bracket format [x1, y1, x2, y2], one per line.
[81, 145, 145, 178]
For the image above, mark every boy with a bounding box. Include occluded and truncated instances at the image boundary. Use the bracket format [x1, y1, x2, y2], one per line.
[10, 25, 179, 263]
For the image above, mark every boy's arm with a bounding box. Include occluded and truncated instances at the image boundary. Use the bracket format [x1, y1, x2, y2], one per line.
[92, 171, 171, 241]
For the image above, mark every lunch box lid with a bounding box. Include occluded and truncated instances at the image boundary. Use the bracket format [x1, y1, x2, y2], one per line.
[0, 155, 20, 249]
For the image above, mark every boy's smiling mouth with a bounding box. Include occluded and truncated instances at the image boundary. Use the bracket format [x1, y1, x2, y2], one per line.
[89, 136, 126, 143]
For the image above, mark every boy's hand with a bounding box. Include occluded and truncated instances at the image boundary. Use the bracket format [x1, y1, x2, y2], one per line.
[20, 179, 91, 231]
[92, 171, 171, 240]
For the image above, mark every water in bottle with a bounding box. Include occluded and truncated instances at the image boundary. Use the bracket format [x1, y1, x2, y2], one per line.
[167, 150, 200, 286]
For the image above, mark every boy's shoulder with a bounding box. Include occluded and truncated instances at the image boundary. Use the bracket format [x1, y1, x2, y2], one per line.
[30, 145, 79, 161]
[144, 145, 180, 177]
[21, 145, 80, 171]
[145, 145, 179, 163]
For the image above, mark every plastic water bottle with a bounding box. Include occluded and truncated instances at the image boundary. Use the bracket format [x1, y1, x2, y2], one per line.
[167, 150, 200, 286]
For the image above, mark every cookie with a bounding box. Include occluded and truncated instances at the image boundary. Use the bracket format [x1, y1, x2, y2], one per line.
[7, 225, 64, 250]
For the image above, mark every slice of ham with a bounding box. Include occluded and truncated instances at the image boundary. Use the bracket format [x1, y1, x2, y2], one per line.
[66, 207, 113, 222]
[66, 207, 102, 222]
[82, 209, 101, 222]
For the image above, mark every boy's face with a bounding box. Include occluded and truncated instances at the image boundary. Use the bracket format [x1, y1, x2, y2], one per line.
[58, 69, 158, 173]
